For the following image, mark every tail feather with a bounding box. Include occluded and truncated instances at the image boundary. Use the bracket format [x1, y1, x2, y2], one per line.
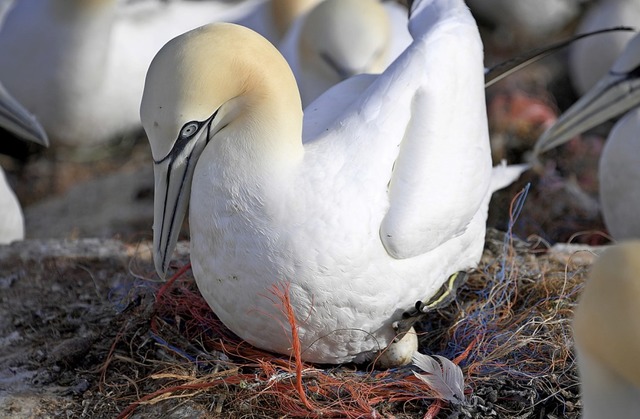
[490, 161, 529, 193]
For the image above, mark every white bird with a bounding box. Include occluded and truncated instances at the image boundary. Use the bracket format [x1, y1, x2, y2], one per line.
[569, 0, 640, 95]
[0, 0, 14, 25]
[141, 0, 525, 365]
[270, 0, 320, 39]
[0, 167, 22, 244]
[466, 0, 585, 42]
[0, 83, 48, 244]
[534, 32, 640, 240]
[0, 0, 265, 147]
[572, 241, 640, 418]
[278, 0, 411, 106]
[238, 0, 322, 44]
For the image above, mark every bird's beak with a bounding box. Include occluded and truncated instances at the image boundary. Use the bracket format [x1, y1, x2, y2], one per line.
[152, 119, 212, 278]
[0, 84, 49, 147]
[534, 68, 640, 156]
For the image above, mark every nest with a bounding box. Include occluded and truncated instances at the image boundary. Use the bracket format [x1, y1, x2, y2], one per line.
[87, 190, 599, 419]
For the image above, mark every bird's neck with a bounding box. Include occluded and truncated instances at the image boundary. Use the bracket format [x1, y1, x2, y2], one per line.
[197, 92, 303, 225]
[212, 55, 305, 171]
[43, 0, 116, 51]
[214, 97, 304, 179]
[2, 0, 116, 79]
[0, 0, 113, 120]
[0, 0, 116, 118]
[46, 2, 116, 125]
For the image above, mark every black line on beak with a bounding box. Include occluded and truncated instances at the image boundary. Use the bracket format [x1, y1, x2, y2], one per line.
[154, 112, 217, 272]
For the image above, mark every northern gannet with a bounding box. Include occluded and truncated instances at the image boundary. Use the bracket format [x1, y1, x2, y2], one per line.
[0, 83, 48, 244]
[278, 0, 411, 106]
[569, 0, 639, 95]
[466, 0, 584, 42]
[141, 0, 524, 365]
[270, 0, 320, 39]
[0, 0, 13, 25]
[0, 0, 265, 146]
[0, 167, 22, 244]
[572, 241, 640, 418]
[534, 33, 640, 240]
[238, 0, 322, 43]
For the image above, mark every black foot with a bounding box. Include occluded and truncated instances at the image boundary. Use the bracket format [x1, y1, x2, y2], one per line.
[392, 271, 468, 340]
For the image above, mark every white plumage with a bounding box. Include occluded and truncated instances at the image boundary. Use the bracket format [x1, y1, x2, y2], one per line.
[0, 82, 48, 244]
[466, 0, 584, 40]
[0, 167, 24, 244]
[0, 0, 265, 146]
[140, 0, 524, 364]
[278, 0, 411, 106]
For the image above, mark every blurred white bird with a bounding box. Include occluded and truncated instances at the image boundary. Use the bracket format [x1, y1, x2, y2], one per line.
[237, 0, 322, 44]
[0, 166, 22, 244]
[0, 0, 13, 24]
[569, 0, 640, 95]
[0, 0, 408, 146]
[0, 0, 265, 147]
[573, 241, 640, 418]
[279, 0, 411, 106]
[0, 83, 48, 244]
[466, 0, 585, 42]
[535, 33, 640, 240]
[140, 0, 525, 365]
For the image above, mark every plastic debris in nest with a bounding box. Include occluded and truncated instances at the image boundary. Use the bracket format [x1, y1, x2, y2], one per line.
[107, 264, 474, 419]
[103, 186, 595, 418]
[421, 186, 592, 416]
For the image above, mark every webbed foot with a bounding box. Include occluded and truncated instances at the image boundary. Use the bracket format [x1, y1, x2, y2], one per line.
[392, 270, 468, 340]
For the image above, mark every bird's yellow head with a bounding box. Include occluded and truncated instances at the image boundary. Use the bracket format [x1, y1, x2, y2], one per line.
[140, 23, 303, 278]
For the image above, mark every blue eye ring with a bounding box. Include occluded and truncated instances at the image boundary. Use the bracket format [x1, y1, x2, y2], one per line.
[180, 121, 200, 138]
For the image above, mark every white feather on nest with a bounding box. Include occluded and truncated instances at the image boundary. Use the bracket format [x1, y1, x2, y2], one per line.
[411, 352, 466, 405]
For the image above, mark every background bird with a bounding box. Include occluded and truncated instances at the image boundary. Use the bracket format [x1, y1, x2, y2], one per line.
[535, 32, 640, 240]
[572, 241, 640, 418]
[568, 0, 639, 95]
[0, 82, 48, 243]
[467, 0, 586, 46]
[278, 0, 411, 106]
[0, 0, 265, 147]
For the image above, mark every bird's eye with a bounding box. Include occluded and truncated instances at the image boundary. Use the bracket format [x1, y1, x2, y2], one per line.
[180, 122, 199, 138]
